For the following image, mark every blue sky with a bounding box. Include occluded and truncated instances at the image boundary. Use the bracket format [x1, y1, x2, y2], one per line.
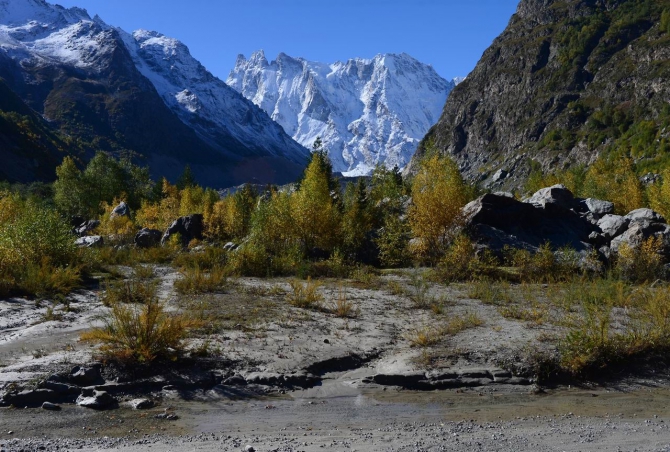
[54, 0, 519, 81]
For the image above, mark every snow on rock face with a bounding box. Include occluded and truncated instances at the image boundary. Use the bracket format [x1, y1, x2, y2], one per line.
[227, 51, 454, 175]
[0, 1, 308, 166]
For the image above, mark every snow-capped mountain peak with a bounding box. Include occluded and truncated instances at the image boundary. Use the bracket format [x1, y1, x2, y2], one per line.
[227, 51, 454, 176]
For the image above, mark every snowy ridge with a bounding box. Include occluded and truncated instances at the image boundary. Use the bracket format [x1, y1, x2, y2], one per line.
[227, 51, 454, 175]
[0, 0, 308, 167]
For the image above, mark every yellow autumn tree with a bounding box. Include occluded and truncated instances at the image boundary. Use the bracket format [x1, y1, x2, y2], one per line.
[647, 169, 670, 220]
[408, 150, 469, 264]
[581, 155, 644, 215]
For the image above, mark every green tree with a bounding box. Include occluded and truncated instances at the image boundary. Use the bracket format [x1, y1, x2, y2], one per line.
[176, 164, 196, 190]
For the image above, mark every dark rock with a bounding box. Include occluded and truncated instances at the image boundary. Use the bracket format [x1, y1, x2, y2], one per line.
[129, 398, 154, 409]
[584, 198, 614, 217]
[223, 375, 246, 386]
[70, 216, 86, 228]
[597, 215, 629, 239]
[69, 366, 102, 386]
[111, 201, 130, 218]
[463, 191, 595, 253]
[41, 401, 61, 411]
[134, 228, 162, 248]
[161, 214, 204, 246]
[2, 389, 59, 407]
[74, 236, 103, 248]
[76, 390, 116, 409]
[43, 381, 81, 395]
[372, 371, 426, 387]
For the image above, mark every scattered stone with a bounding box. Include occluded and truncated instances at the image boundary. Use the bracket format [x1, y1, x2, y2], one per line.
[129, 398, 154, 410]
[41, 401, 61, 411]
[134, 228, 162, 248]
[69, 366, 102, 386]
[223, 241, 238, 251]
[245, 445, 255, 452]
[74, 219, 100, 237]
[74, 236, 103, 248]
[524, 184, 576, 211]
[111, 201, 130, 218]
[76, 390, 115, 409]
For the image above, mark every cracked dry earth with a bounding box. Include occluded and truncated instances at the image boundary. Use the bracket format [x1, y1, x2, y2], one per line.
[1, 266, 670, 450]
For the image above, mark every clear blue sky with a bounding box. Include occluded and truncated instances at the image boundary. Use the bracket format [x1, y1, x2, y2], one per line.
[53, 0, 520, 81]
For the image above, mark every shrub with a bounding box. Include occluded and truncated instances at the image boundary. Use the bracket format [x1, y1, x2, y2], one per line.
[286, 277, 323, 309]
[174, 265, 228, 294]
[436, 234, 500, 282]
[328, 286, 359, 318]
[81, 298, 197, 363]
[615, 237, 665, 283]
[102, 278, 158, 306]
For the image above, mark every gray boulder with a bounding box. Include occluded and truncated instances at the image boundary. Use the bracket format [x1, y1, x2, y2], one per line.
[223, 242, 238, 251]
[524, 184, 577, 211]
[161, 214, 204, 247]
[597, 214, 629, 239]
[74, 236, 103, 248]
[42, 401, 61, 411]
[111, 201, 130, 218]
[76, 389, 116, 409]
[610, 221, 670, 255]
[584, 198, 614, 217]
[75, 219, 100, 237]
[624, 208, 665, 224]
[134, 228, 162, 248]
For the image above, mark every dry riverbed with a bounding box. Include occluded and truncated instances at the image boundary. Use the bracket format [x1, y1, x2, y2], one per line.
[1, 266, 670, 450]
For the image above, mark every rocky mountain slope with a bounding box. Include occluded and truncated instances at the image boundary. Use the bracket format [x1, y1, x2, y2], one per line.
[410, 0, 670, 189]
[0, 0, 308, 186]
[228, 51, 454, 176]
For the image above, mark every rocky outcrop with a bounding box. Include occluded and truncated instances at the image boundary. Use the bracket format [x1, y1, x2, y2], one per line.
[410, 0, 670, 190]
[161, 214, 204, 247]
[464, 185, 670, 261]
[74, 236, 104, 248]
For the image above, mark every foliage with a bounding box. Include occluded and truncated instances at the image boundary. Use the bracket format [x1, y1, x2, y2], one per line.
[205, 184, 257, 242]
[436, 234, 500, 282]
[581, 155, 644, 215]
[174, 265, 228, 294]
[54, 153, 152, 218]
[81, 297, 197, 364]
[408, 150, 470, 264]
[615, 237, 665, 283]
[286, 277, 323, 309]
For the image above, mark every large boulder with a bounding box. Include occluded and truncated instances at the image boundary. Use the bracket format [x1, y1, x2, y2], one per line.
[74, 220, 100, 237]
[463, 192, 595, 253]
[610, 221, 670, 255]
[523, 184, 578, 211]
[74, 236, 104, 248]
[161, 214, 204, 247]
[69, 365, 102, 386]
[134, 228, 162, 248]
[597, 214, 630, 239]
[111, 201, 130, 218]
[624, 208, 665, 224]
[584, 198, 615, 218]
[76, 389, 116, 409]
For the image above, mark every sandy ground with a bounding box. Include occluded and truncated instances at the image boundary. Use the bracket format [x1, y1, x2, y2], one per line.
[2, 265, 670, 450]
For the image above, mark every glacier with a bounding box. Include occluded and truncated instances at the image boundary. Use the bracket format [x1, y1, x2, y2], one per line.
[227, 50, 454, 176]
